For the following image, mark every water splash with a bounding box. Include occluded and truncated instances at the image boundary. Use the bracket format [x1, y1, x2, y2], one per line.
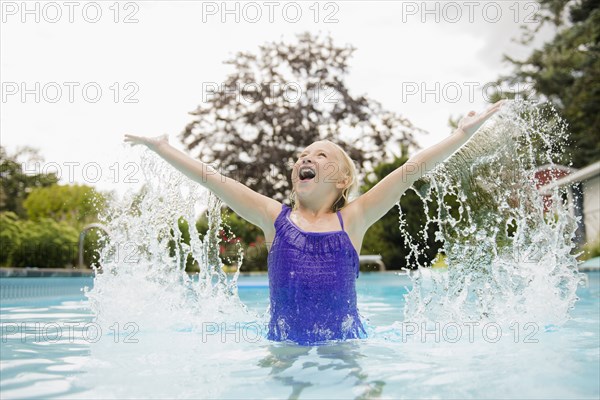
[401, 99, 587, 327]
[86, 100, 586, 342]
[85, 151, 255, 333]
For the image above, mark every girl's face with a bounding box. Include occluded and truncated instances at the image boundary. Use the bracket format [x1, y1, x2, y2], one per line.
[291, 141, 347, 192]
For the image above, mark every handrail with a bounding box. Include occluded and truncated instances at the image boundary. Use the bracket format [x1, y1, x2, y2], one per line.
[358, 254, 386, 271]
[78, 223, 110, 268]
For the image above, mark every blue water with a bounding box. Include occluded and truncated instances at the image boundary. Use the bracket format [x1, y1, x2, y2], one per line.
[1, 272, 599, 399]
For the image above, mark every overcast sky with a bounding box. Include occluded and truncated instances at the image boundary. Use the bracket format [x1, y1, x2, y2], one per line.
[1, 1, 555, 195]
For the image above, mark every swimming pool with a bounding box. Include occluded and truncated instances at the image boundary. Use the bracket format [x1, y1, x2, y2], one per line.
[1, 271, 599, 399]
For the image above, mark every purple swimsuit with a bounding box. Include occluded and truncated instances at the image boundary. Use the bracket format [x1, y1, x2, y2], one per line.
[267, 203, 367, 345]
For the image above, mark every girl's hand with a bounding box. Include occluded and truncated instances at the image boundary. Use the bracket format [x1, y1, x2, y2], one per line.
[457, 100, 506, 137]
[123, 134, 169, 150]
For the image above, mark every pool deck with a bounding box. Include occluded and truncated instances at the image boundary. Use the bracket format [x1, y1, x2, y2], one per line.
[0, 268, 95, 278]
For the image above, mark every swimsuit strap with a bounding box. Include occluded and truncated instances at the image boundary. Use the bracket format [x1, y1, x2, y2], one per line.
[336, 210, 345, 231]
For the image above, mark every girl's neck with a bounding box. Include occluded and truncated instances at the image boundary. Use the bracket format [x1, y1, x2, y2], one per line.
[295, 202, 334, 218]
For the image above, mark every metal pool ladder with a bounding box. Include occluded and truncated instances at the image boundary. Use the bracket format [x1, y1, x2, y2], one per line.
[358, 255, 386, 271]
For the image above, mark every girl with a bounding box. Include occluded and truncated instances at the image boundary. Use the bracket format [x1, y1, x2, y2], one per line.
[124, 99, 506, 344]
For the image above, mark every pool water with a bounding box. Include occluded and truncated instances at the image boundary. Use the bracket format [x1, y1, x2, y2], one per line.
[1, 272, 599, 399]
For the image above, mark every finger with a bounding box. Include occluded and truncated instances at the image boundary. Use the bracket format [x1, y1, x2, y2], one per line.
[490, 102, 504, 114]
[476, 106, 499, 121]
[491, 99, 506, 110]
[124, 134, 141, 142]
[482, 101, 504, 118]
[123, 134, 142, 144]
[483, 105, 498, 115]
[479, 110, 497, 122]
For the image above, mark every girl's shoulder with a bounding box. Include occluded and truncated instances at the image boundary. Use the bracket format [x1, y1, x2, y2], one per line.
[338, 200, 365, 235]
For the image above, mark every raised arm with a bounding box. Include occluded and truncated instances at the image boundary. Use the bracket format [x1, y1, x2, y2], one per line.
[351, 100, 506, 232]
[124, 134, 281, 234]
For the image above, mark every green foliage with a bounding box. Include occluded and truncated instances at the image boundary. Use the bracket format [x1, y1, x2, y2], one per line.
[0, 212, 22, 266]
[0, 149, 108, 268]
[18, 183, 107, 268]
[580, 239, 600, 261]
[167, 216, 206, 273]
[196, 214, 209, 236]
[221, 209, 268, 272]
[23, 184, 105, 228]
[490, 0, 600, 168]
[588, 242, 600, 259]
[193, 209, 268, 272]
[81, 228, 107, 268]
[0, 146, 58, 218]
[361, 146, 442, 269]
[1, 215, 79, 268]
[181, 31, 422, 203]
[163, 211, 266, 273]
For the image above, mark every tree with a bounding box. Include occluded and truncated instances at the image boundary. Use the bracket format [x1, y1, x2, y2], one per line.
[23, 184, 106, 228]
[220, 208, 268, 272]
[12, 218, 79, 268]
[192, 209, 268, 272]
[0, 212, 21, 266]
[20, 184, 107, 268]
[181, 32, 423, 202]
[490, 0, 600, 168]
[361, 145, 442, 270]
[0, 146, 58, 217]
[0, 211, 80, 268]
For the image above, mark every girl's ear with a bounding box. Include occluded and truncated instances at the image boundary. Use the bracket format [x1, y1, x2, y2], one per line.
[336, 173, 350, 189]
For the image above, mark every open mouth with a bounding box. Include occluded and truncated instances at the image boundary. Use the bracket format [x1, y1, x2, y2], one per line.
[299, 166, 316, 182]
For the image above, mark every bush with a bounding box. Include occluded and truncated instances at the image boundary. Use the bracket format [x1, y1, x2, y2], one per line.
[81, 227, 108, 268]
[10, 218, 79, 268]
[166, 217, 201, 273]
[361, 179, 442, 270]
[221, 209, 268, 272]
[193, 207, 269, 272]
[0, 212, 22, 266]
[580, 238, 600, 261]
[23, 184, 104, 226]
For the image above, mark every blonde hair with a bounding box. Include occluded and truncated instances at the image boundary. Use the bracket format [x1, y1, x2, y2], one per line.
[289, 140, 359, 212]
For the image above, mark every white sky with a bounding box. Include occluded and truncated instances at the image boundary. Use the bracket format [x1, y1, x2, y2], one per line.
[1, 0, 555, 195]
